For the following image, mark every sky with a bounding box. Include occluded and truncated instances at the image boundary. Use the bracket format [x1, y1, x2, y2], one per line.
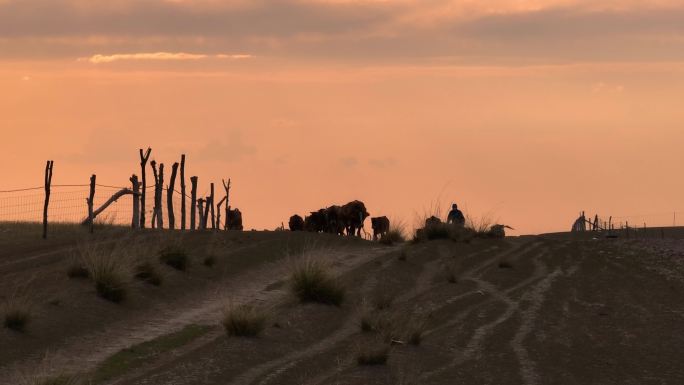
[2, 0, 684, 234]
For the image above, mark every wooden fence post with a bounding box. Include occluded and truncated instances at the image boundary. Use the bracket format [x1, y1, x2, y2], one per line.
[180, 154, 186, 230]
[157, 163, 164, 229]
[210, 183, 215, 230]
[88, 174, 96, 234]
[190, 176, 198, 230]
[139, 148, 151, 229]
[42, 160, 54, 239]
[167, 162, 179, 230]
[130, 174, 140, 229]
[151, 161, 158, 229]
[197, 198, 206, 230]
[222, 179, 231, 230]
[202, 196, 211, 230]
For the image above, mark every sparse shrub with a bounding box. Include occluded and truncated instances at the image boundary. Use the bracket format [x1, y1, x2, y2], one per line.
[379, 225, 406, 246]
[66, 263, 89, 279]
[413, 222, 475, 243]
[14, 372, 82, 385]
[203, 255, 216, 267]
[290, 257, 345, 306]
[79, 244, 131, 303]
[222, 304, 267, 337]
[159, 246, 188, 271]
[356, 341, 390, 366]
[134, 263, 162, 286]
[2, 288, 33, 332]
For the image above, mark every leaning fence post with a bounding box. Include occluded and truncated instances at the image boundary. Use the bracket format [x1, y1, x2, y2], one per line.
[42, 160, 54, 239]
[222, 179, 231, 230]
[130, 174, 140, 229]
[88, 174, 96, 234]
[167, 162, 179, 230]
[180, 154, 186, 230]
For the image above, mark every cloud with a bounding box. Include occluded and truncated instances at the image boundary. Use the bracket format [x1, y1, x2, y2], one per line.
[80, 52, 252, 63]
[2, 0, 684, 64]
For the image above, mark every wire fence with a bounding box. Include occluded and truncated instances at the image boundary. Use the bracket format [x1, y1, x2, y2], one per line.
[0, 183, 187, 227]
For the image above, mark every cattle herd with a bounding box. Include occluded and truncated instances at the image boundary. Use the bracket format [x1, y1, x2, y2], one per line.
[288, 200, 391, 241]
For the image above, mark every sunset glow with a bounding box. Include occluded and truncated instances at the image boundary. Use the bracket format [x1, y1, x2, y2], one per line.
[2, 0, 684, 234]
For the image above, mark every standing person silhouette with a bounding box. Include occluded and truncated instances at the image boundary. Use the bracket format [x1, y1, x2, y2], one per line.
[447, 203, 466, 226]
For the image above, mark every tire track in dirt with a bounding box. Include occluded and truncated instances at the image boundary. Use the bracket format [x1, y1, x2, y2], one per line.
[0, 243, 391, 385]
[420, 239, 550, 381]
[104, 246, 394, 385]
[242, 245, 467, 385]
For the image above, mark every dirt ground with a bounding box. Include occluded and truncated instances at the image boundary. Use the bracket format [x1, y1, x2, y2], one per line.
[2, 224, 684, 385]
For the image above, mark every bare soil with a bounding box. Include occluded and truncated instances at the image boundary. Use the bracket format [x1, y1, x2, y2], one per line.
[2, 225, 684, 385]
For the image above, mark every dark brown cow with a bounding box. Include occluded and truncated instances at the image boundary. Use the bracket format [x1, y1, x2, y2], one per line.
[425, 216, 442, 227]
[324, 205, 345, 235]
[340, 200, 370, 237]
[226, 207, 243, 230]
[289, 214, 304, 231]
[304, 209, 326, 232]
[371, 216, 390, 241]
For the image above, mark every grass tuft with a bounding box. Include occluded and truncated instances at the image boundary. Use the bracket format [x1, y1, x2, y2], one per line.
[159, 246, 189, 271]
[356, 341, 390, 366]
[290, 257, 345, 306]
[2, 287, 33, 332]
[134, 262, 163, 286]
[66, 263, 89, 279]
[78, 244, 131, 303]
[203, 255, 216, 267]
[222, 304, 267, 337]
[379, 223, 407, 246]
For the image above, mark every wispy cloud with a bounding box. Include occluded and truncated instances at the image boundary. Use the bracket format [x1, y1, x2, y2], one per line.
[80, 52, 253, 64]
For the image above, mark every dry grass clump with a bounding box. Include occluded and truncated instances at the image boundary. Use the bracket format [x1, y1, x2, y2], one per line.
[356, 340, 390, 366]
[2, 292, 33, 332]
[134, 262, 163, 286]
[66, 260, 89, 279]
[203, 255, 216, 267]
[290, 256, 345, 306]
[159, 245, 189, 271]
[10, 364, 82, 385]
[413, 221, 476, 244]
[379, 221, 407, 246]
[78, 243, 132, 303]
[222, 303, 268, 337]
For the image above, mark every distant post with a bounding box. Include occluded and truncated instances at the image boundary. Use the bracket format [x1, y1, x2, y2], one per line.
[130, 174, 140, 229]
[157, 163, 164, 229]
[88, 174, 96, 234]
[42, 160, 54, 239]
[209, 183, 216, 230]
[180, 154, 186, 230]
[197, 198, 206, 230]
[222, 179, 231, 230]
[167, 162, 179, 230]
[139, 148, 152, 229]
[190, 176, 198, 230]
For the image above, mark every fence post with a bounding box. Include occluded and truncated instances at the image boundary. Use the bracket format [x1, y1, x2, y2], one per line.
[139, 148, 151, 229]
[180, 154, 186, 230]
[88, 174, 96, 234]
[190, 176, 198, 230]
[210, 183, 215, 230]
[42, 160, 54, 239]
[197, 198, 205, 230]
[167, 162, 179, 230]
[130, 174, 140, 229]
[222, 179, 231, 230]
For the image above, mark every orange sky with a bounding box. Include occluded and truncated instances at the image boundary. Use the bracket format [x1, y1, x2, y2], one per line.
[2, 0, 684, 234]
